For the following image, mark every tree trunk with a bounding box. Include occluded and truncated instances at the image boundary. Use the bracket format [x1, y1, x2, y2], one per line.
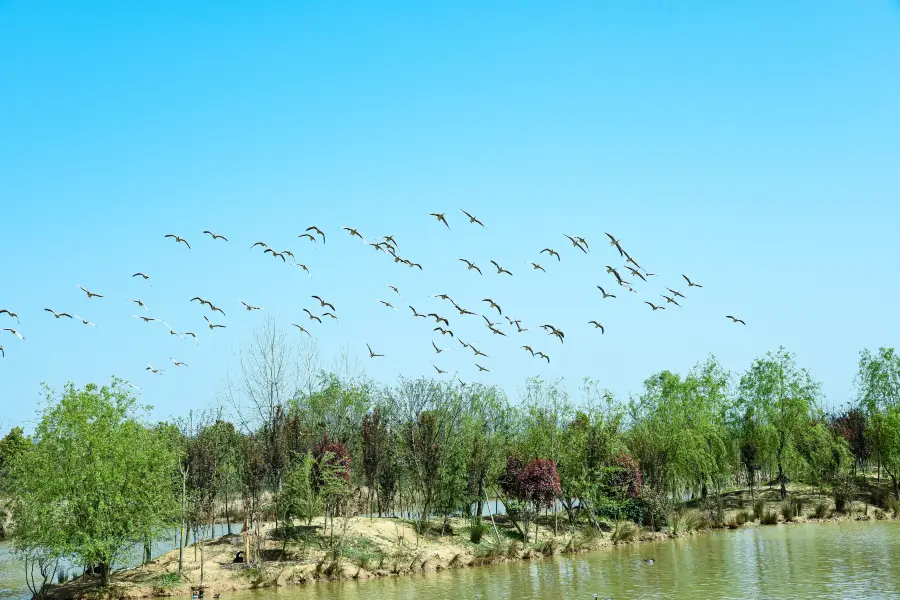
[225, 487, 232, 535]
[99, 562, 110, 587]
[199, 543, 205, 585]
[178, 469, 187, 572]
[243, 514, 250, 566]
[778, 461, 787, 500]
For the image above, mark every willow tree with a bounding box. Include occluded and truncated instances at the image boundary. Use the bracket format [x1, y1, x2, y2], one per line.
[856, 347, 900, 497]
[737, 347, 821, 500]
[8, 379, 178, 586]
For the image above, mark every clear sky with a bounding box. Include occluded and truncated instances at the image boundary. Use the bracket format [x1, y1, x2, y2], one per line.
[1, 1, 898, 429]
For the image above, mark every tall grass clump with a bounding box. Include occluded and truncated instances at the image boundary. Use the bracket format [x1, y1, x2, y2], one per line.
[753, 498, 766, 521]
[811, 501, 830, 519]
[611, 521, 639, 544]
[832, 473, 857, 514]
[760, 510, 779, 525]
[735, 510, 750, 525]
[469, 522, 488, 544]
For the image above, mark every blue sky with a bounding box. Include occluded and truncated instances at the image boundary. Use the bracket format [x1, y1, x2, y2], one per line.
[1, 1, 898, 429]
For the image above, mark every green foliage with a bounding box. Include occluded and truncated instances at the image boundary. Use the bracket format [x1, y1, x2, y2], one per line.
[856, 348, 900, 497]
[831, 473, 857, 513]
[737, 347, 821, 499]
[760, 510, 779, 525]
[811, 501, 830, 519]
[735, 510, 750, 525]
[281, 452, 322, 527]
[8, 379, 179, 585]
[0, 427, 30, 478]
[753, 498, 766, 520]
[469, 521, 488, 544]
[610, 521, 639, 543]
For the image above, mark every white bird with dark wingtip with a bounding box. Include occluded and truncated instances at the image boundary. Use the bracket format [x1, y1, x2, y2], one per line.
[74, 316, 96, 326]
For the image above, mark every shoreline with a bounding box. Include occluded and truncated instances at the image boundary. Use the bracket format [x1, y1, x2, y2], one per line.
[44, 492, 898, 600]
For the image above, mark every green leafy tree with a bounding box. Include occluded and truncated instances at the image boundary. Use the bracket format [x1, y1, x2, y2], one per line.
[8, 379, 178, 586]
[737, 347, 821, 500]
[0, 426, 30, 491]
[856, 347, 900, 497]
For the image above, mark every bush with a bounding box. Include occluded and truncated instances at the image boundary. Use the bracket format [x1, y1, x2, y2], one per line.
[753, 498, 766, 521]
[811, 501, 830, 519]
[735, 510, 750, 525]
[595, 497, 644, 525]
[884, 497, 900, 516]
[781, 502, 795, 522]
[874, 508, 887, 520]
[611, 521, 639, 543]
[832, 473, 857, 514]
[668, 507, 702, 536]
[636, 488, 669, 530]
[760, 510, 779, 525]
[469, 521, 488, 544]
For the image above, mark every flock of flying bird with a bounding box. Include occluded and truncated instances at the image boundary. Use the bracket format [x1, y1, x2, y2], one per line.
[0, 211, 746, 384]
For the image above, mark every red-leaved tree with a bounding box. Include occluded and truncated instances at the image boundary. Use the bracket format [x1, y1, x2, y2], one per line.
[500, 456, 561, 542]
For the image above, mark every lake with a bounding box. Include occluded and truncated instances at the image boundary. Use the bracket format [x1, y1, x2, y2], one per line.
[2, 521, 899, 599]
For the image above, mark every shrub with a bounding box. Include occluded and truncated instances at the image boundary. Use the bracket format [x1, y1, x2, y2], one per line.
[469, 522, 488, 544]
[874, 509, 887, 520]
[636, 488, 669, 530]
[506, 541, 521, 558]
[812, 501, 830, 519]
[735, 510, 750, 525]
[537, 538, 557, 555]
[781, 502, 795, 522]
[611, 521, 639, 543]
[832, 473, 857, 514]
[884, 497, 900, 516]
[669, 507, 702, 536]
[760, 510, 779, 525]
[753, 498, 766, 521]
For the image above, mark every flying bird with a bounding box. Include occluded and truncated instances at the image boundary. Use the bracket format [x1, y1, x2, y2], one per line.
[521, 345, 535, 356]
[460, 210, 485, 227]
[482, 299, 502, 314]
[322, 312, 338, 321]
[170, 358, 188, 367]
[597, 286, 616, 299]
[146, 365, 164, 374]
[74, 315, 96, 326]
[683, 275, 703, 288]
[202, 230, 228, 241]
[292, 324, 312, 336]
[536, 352, 550, 363]
[575, 236, 589, 251]
[540, 248, 561, 261]
[666, 288, 685, 299]
[296, 264, 311, 276]
[77, 285, 103, 299]
[564, 234, 588, 253]
[377, 299, 398, 311]
[0, 309, 20, 323]
[434, 294, 454, 303]
[204, 316, 226, 329]
[306, 226, 326, 243]
[342, 227, 364, 240]
[298, 233, 317, 244]
[458, 259, 482, 274]
[167, 329, 185, 340]
[44, 309, 73, 319]
[311, 296, 335, 311]
[366, 343, 384, 358]
[303, 309, 323, 323]
[488, 326, 507, 337]
[625, 266, 647, 282]
[432, 364, 448, 375]
[239, 300, 263, 311]
[527, 262, 546, 272]
[2, 328, 24, 340]
[645, 302, 665, 311]
[428, 313, 450, 326]
[432, 341, 447, 354]
[191, 297, 213, 308]
[251, 241, 269, 249]
[183, 332, 198, 345]
[605, 233, 624, 257]
[430, 213, 451, 229]
[164, 234, 191, 249]
[132, 272, 150, 280]
[588, 321, 605, 334]
[490, 260, 513, 276]
[662, 295, 681, 307]
[264, 248, 286, 262]
[434, 327, 454, 337]
[132, 315, 157, 323]
[726, 315, 746, 325]
[387, 285, 402, 297]
[475, 363, 490, 373]
[458, 339, 470, 349]
[409, 306, 426, 318]
[454, 304, 477, 316]
[471, 345, 488, 358]
[0, 346, 4, 357]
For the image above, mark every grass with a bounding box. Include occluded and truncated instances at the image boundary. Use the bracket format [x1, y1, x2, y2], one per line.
[735, 510, 751, 525]
[884, 497, 900, 516]
[668, 508, 702, 537]
[611, 521, 639, 543]
[811, 501, 830, 519]
[753, 498, 767, 521]
[469, 521, 488, 544]
[760, 510, 779, 525]
[153, 572, 183, 589]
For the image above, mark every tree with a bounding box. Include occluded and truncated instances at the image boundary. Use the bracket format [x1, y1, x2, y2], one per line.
[856, 347, 900, 497]
[828, 408, 871, 473]
[8, 379, 178, 586]
[499, 457, 561, 542]
[737, 347, 821, 500]
[0, 426, 30, 491]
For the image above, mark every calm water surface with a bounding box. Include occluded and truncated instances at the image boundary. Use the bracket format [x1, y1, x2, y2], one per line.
[2, 521, 899, 600]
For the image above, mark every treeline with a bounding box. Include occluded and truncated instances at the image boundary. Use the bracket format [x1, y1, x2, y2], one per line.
[1, 330, 899, 592]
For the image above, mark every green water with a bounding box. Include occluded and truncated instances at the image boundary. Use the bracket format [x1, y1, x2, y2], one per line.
[3, 521, 899, 599]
